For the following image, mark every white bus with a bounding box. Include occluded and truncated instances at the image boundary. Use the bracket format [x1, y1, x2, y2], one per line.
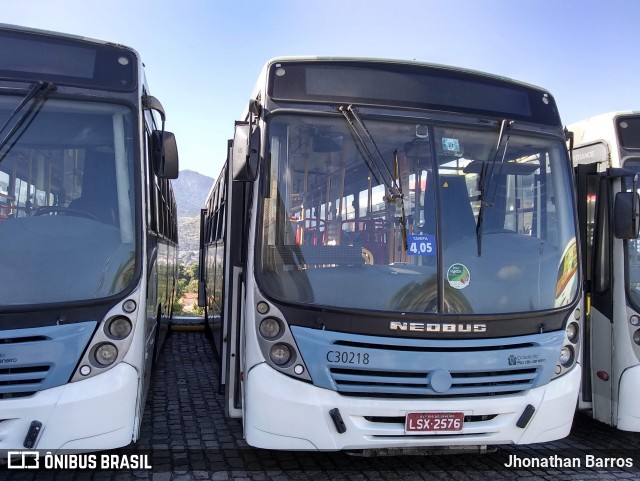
[0, 24, 179, 451]
[200, 57, 582, 452]
[570, 111, 640, 430]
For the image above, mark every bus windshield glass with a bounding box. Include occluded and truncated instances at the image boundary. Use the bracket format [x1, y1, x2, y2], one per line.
[257, 114, 578, 315]
[0, 98, 136, 307]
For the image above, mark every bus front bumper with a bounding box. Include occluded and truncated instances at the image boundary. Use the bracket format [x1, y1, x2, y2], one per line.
[244, 362, 581, 451]
[0, 363, 139, 451]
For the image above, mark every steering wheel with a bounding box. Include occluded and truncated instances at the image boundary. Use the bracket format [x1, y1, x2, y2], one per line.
[34, 206, 99, 221]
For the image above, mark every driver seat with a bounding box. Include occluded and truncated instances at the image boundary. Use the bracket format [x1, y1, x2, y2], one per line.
[424, 174, 476, 245]
[67, 152, 118, 225]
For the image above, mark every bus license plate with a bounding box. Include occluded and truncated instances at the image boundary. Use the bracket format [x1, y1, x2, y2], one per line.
[405, 412, 464, 433]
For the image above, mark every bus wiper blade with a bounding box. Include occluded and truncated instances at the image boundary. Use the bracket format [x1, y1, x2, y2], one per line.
[339, 105, 408, 251]
[476, 119, 513, 256]
[0, 81, 56, 155]
[339, 105, 389, 189]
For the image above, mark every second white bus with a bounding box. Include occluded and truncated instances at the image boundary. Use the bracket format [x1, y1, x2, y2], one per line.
[570, 111, 640, 431]
[0, 24, 179, 451]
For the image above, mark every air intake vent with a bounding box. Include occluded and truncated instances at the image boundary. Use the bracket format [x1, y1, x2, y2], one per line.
[0, 336, 50, 344]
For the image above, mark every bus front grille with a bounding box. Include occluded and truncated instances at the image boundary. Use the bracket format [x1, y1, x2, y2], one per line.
[329, 366, 539, 398]
[0, 321, 96, 396]
[0, 365, 51, 397]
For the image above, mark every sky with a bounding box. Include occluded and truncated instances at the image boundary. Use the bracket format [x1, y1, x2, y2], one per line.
[2, 0, 640, 179]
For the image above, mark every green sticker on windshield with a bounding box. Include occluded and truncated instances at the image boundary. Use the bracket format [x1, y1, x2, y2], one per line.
[447, 263, 470, 290]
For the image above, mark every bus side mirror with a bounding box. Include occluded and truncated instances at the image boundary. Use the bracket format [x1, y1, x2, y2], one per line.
[232, 121, 260, 182]
[614, 191, 640, 239]
[152, 130, 179, 179]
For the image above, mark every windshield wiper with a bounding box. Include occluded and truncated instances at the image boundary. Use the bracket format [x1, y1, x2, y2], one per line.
[476, 119, 514, 256]
[339, 105, 408, 251]
[0, 81, 56, 158]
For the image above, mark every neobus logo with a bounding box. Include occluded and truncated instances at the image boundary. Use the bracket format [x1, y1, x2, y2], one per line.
[389, 321, 487, 333]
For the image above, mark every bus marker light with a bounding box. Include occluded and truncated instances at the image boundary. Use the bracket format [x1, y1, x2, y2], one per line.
[79, 365, 91, 376]
[123, 300, 137, 313]
[294, 364, 304, 375]
[597, 371, 610, 381]
[630, 315, 640, 326]
[256, 301, 269, 315]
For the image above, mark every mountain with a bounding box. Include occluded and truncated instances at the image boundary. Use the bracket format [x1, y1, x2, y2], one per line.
[173, 169, 214, 266]
[173, 169, 214, 217]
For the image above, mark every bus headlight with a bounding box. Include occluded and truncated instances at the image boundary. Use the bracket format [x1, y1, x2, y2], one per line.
[269, 343, 292, 366]
[94, 343, 118, 366]
[553, 319, 581, 379]
[106, 317, 132, 340]
[565, 322, 579, 343]
[253, 298, 311, 381]
[633, 329, 640, 346]
[259, 318, 281, 339]
[559, 346, 575, 367]
[69, 295, 141, 382]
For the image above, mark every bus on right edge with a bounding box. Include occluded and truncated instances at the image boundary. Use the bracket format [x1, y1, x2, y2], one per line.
[569, 111, 640, 430]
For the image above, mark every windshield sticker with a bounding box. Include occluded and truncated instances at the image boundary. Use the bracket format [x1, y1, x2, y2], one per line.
[555, 238, 578, 307]
[407, 234, 436, 256]
[441, 137, 461, 154]
[447, 263, 470, 290]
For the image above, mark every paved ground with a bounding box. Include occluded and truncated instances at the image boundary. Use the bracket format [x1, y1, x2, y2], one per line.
[6, 330, 640, 480]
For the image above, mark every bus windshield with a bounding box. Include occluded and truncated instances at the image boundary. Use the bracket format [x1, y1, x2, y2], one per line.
[257, 113, 578, 315]
[623, 157, 640, 310]
[0, 98, 136, 307]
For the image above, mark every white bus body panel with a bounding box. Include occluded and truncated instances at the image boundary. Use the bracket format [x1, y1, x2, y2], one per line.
[617, 365, 640, 431]
[0, 363, 138, 451]
[589, 306, 614, 425]
[244, 362, 581, 450]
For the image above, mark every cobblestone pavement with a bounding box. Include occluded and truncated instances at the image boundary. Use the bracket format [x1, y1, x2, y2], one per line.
[7, 330, 640, 481]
